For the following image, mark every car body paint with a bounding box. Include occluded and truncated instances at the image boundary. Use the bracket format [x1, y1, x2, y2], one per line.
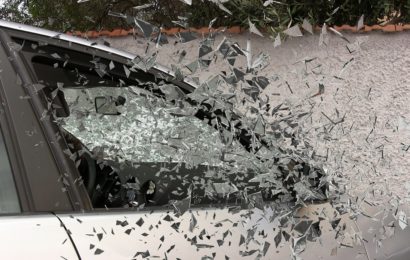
[58, 206, 369, 260]
[0, 214, 78, 259]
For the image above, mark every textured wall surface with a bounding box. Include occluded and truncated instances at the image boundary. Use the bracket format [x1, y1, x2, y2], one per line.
[106, 31, 410, 201]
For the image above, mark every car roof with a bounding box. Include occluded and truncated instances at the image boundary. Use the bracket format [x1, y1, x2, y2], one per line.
[0, 20, 137, 59]
[0, 20, 197, 89]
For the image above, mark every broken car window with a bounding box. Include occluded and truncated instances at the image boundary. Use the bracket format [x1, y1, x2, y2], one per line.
[15, 37, 327, 212]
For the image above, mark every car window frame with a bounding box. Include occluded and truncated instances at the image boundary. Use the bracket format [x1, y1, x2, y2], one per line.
[1, 28, 188, 213]
[0, 28, 92, 213]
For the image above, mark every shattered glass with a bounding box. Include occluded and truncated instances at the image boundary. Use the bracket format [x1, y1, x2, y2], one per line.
[10, 2, 408, 259]
[59, 86, 227, 165]
[283, 25, 303, 37]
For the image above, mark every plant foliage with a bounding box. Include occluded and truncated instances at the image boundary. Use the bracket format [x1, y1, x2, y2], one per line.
[0, 0, 409, 32]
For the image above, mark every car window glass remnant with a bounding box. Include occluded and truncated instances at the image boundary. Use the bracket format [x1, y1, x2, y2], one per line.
[0, 126, 20, 214]
[60, 86, 226, 165]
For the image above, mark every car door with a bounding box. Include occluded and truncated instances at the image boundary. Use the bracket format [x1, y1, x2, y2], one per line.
[55, 81, 367, 260]
[0, 28, 81, 260]
[2, 23, 372, 259]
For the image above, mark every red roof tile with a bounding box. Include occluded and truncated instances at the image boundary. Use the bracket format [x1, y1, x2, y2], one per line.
[66, 24, 410, 39]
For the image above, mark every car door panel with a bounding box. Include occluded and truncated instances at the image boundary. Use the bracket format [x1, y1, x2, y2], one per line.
[58, 209, 291, 259]
[59, 206, 368, 260]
